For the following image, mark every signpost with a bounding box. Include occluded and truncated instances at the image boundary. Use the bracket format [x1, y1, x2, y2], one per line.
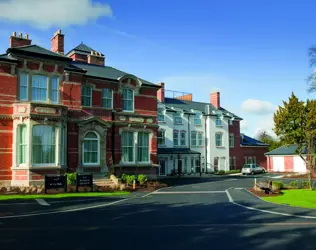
[44, 175, 67, 194]
[76, 174, 93, 192]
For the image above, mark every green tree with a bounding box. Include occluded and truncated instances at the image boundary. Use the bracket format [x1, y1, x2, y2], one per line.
[256, 131, 283, 151]
[307, 46, 316, 92]
[273, 93, 316, 190]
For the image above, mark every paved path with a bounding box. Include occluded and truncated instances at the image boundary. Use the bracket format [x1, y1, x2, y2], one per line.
[1, 174, 316, 250]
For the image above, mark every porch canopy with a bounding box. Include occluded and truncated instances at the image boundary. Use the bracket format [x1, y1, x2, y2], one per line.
[158, 148, 201, 155]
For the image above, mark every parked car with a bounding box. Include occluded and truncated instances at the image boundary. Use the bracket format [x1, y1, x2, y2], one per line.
[241, 164, 266, 175]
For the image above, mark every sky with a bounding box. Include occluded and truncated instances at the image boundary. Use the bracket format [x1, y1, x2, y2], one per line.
[0, 0, 315, 138]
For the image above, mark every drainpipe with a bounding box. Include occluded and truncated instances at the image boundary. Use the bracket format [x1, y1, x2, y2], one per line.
[111, 111, 115, 173]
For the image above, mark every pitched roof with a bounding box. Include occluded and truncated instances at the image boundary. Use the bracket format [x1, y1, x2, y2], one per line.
[70, 62, 158, 86]
[158, 148, 201, 155]
[7, 45, 72, 61]
[66, 43, 104, 56]
[241, 134, 269, 147]
[0, 53, 18, 62]
[265, 144, 307, 156]
[163, 97, 242, 119]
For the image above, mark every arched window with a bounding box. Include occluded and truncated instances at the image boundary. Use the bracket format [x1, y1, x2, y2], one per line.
[83, 132, 99, 165]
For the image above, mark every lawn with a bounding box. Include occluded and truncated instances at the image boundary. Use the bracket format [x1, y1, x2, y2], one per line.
[0, 191, 130, 201]
[263, 189, 316, 209]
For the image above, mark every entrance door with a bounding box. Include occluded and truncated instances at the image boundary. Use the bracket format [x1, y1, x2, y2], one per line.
[159, 160, 167, 176]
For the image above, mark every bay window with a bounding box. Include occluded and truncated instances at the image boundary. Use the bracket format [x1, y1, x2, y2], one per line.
[121, 131, 151, 163]
[18, 125, 27, 165]
[123, 88, 134, 112]
[137, 132, 149, 162]
[51, 77, 59, 104]
[121, 131, 135, 163]
[102, 88, 113, 108]
[19, 73, 60, 103]
[83, 132, 99, 165]
[32, 125, 56, 165]
[32, 75, 48, 102]
[19, 73, 28, 101]
[82, 85, 92, 106]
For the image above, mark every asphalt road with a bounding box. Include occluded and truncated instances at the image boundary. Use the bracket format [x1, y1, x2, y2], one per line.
[1, 173, 316, 250]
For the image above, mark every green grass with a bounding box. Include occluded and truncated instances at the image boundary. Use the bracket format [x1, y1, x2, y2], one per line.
[262, 189, 316, 209]
[0, 191, 130, 201]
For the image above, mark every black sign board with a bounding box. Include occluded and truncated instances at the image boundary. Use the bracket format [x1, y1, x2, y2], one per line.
[76, 174, 93, 192]
[44, 175, 67, 194]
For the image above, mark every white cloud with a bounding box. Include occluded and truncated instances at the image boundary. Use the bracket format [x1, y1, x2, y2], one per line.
[240, 120, 248, 131]
[0, 0, 112, 29]
[241, 99, 276, 115]
[253, 114, 277, 139]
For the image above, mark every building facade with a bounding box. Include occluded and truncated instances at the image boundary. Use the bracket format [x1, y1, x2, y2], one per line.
[0, 30, 160, 186]
[156, 84, 269, 175]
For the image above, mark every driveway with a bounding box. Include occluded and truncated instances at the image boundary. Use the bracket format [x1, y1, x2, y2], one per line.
[1, 174, 316, 250]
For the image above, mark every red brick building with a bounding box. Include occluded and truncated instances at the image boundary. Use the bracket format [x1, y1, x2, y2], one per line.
[0, 30, 160, 187]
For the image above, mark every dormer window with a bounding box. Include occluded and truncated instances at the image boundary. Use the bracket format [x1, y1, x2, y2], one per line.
[81, 85, 92, 106]
[194, 112, 201, 125]
[123, 88, 134, 112]
[174, 112, 182, 124]
[215, 114, 222, 126]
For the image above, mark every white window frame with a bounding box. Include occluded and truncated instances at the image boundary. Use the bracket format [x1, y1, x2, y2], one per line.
[158, 108, 165, 122]
[137, 132, 150, 163]
[32, 125, 57, 166]
[194, 113, 201, 125]
[174, 112, 182, 124]
[173, 130, 179, 146]
[180, 131, 186, 146]
[229, 133, 234, 148]
[215, 132, 223, 147]
[191, 131, 197, 146]
[215, 114, 222, 126]
[31, 75, 48, 102]
[82, 85, 92, 107]
[120, 131, 151, 164]
[102, 88, 113, 109]
[198, 132, 203, 146]
[122, 88, 134, 112]
[158, 130, 165, 145]
[51, 76, 59, 104]
[82, 131, 100, 166]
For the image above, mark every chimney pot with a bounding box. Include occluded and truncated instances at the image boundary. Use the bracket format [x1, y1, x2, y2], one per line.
[19, 33, 22, 38]
[25, 34, 29, 39]
[57, 29, 61, 34]
[91, 51, 93, 55]
[51, 29, 64, 54]
[10, 31, 31, 48]
[12, 32, 16, 37]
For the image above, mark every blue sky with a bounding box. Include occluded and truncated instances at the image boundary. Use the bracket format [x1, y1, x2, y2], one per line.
[0, 0, 315, 138]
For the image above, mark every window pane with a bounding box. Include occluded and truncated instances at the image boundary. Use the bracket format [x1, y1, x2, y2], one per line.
[32, 75, 48, 102]
[18, 125, 27, 164]
[51, 77, 59, 103]
[82, 86, 92, 106]
[138, 133, 149, 162]
[83, 132, 99, 164]
[173, 131, 178, 145]
[20, 73, 28, 100]
[32, 125, 56, 164]
[121, 132, 134, 162]
[102, 89, 112, 108]
[123, 89, 133, 111]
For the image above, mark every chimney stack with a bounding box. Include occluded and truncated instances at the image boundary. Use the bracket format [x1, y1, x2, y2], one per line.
[51, 29, 64, 54]
[157, 82, 165, 102]
[10, 32, 32, 48]
[87, 51, 105, 66]
[210, 92, 220, 109]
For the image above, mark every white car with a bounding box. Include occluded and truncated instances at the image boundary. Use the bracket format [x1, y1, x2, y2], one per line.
[241, 164, 266, 175]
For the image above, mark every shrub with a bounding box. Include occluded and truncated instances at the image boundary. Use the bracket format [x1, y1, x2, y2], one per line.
[65, 173, 76, 185]
[226, 170, 240, 174]
[137, 174, 148, 185]
[126, 175, 136, 185]
[218, 170, 225, 175]
[272, 181, 284, 192]
[302, 180, 310, 189]
[120, 174, 128, 183]
[288, 180, 299, 189]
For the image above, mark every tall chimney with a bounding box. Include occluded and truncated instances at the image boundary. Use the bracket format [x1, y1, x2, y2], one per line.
[51, 29, 64, 54]
[157, 82, 165, 102]
[87, 51, 105, 66]
[10, 32, 32, 48]
[210, 92, 220, 109]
